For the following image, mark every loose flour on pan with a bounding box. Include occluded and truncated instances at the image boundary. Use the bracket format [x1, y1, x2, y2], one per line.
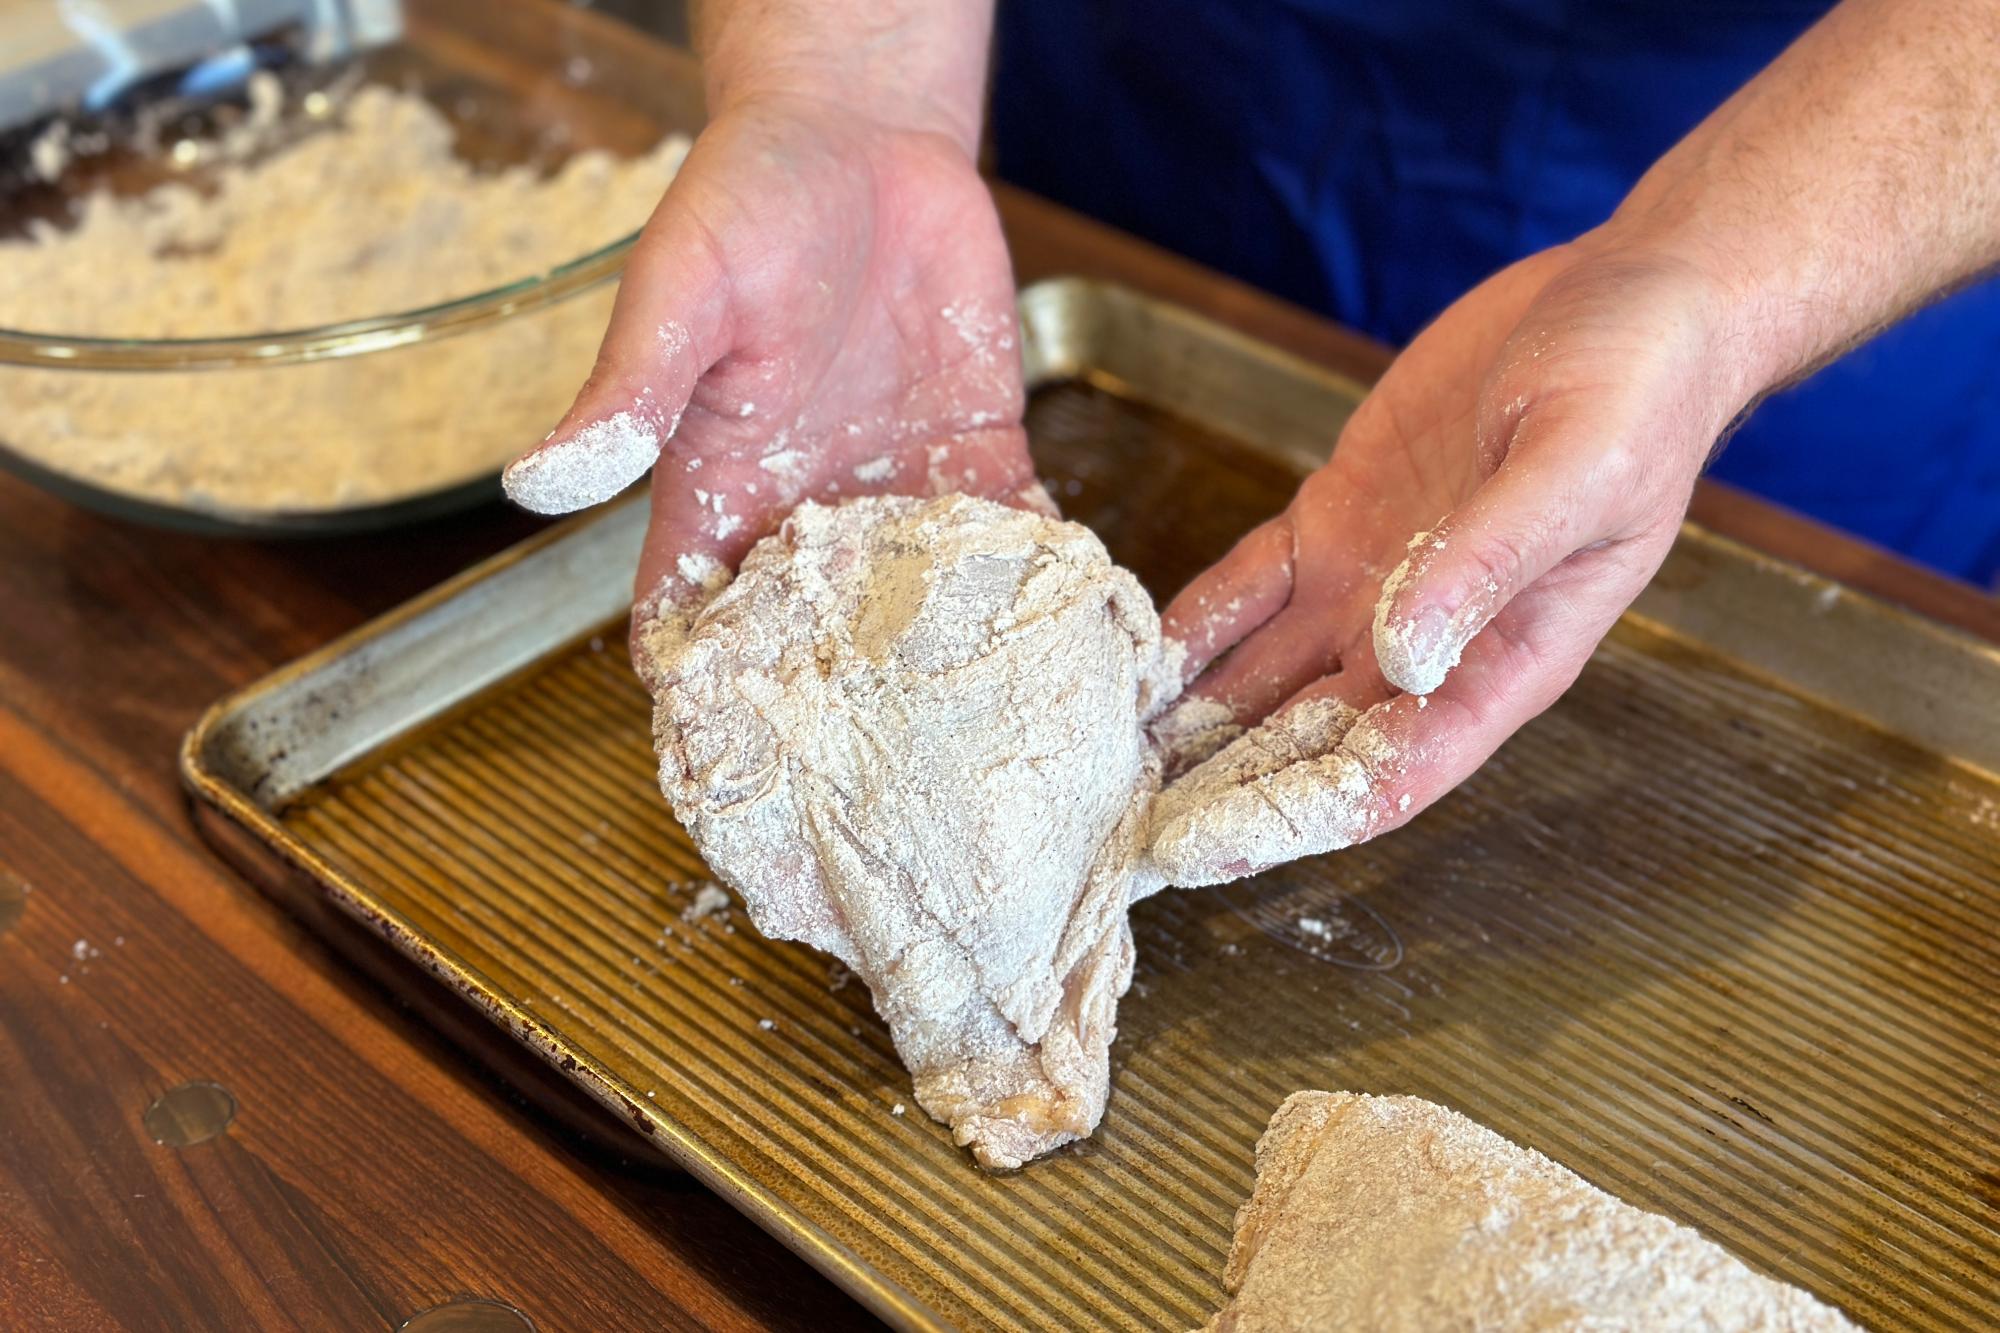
[0, 81, 688, 512]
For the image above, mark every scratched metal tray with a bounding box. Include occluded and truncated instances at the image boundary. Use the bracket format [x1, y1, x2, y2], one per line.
[184, 278, 2000, 1332]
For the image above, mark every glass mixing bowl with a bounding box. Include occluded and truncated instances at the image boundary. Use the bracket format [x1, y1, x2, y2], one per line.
[0, 0, 705, 535]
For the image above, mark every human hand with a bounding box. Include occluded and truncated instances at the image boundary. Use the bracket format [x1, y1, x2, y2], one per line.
[502, 17, 1034, 659]
[1150, 0, 2000, 886]
[1149, 236, 1757, 885]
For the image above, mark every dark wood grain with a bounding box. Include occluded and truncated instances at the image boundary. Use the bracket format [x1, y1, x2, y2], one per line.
[0, 526, 878, 1332]
[2, 43, 1995, 1333]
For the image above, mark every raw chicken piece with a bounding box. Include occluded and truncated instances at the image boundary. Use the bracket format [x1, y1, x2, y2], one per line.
[639, 494, 1174, 1168]
[1205, 1092, 1857, 1332]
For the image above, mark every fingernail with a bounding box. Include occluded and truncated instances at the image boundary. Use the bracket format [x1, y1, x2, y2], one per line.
[503, 409, 661, 515]
[1378, 603, 1459, 696]
[1405, 604, 1450, 675]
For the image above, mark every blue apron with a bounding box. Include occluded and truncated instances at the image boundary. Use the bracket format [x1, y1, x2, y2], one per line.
[994, 1, 2000, 585]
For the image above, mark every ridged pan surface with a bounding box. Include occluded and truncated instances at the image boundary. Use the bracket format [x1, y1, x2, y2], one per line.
[277, 383, 2000, 1332]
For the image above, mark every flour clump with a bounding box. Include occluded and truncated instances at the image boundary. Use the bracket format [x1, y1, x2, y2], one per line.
[639, 494, 1176, 1168]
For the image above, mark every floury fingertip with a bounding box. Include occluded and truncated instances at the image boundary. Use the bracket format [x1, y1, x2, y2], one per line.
[1371, 530, 1486, 696]
[1376, 603, 1458, 695]
[502, 408, 663, 514]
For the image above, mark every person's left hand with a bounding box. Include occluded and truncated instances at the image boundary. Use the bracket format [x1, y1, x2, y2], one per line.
[498, 93, 1040, 665]
[1149, 230, 1762, 885]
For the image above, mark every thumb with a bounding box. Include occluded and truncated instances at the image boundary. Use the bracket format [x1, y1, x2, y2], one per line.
[1370, 477, 1591, 696]
[1374, 249, 1732, 697]
[1371, 371, 1663, 696]
[502, 200, 730, 515]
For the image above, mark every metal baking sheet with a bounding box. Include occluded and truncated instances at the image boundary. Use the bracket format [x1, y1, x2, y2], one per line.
[185, 278, 2000, 1332]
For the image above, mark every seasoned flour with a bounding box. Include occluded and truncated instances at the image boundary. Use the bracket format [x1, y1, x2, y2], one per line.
[0, 82, 688, 511]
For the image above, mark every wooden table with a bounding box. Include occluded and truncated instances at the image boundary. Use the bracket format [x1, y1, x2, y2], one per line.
[2, 184, 1994, 1332]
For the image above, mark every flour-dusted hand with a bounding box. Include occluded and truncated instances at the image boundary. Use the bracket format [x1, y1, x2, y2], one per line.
[500, 1, 1041, 643]
[1152, 0, 2000, 884]
[1150, 242, 1734, 885]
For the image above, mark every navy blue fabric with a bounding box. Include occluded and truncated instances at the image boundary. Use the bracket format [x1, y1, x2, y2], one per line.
[992, 1, 2000, 584]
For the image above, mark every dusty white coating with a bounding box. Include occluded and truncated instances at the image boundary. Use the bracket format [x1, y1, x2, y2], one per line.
[1205, 1092, 1856, 1332]
[924, 443, 954, 495]
[681, 883, 731, 922]
[1373, 528, 1491, 696]
[29, 121, 72, 182]
[1149, 695, 1244, 776]
[1149, 697, 1384, 887]
[638, 494, 1173, 1168]
[757, 449, 805, 483]
[673, 551, 729, 594]
[2, 82, 690, 512]
[1153, 636, 1190, 699]
[1015, 481, 1063, 517]
[502, 410, 661, 514]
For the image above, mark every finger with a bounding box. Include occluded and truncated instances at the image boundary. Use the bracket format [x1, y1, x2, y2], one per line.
[1148, 684, 1380, 887]
[1176, 597, 1350, 729]
[1372, 434, 1630, 695]
[1150, 651, 1391, 780]
[503, 199, 732, 515]
[1152, 547, 1644, 886]
[1148, 660, 1397, 881]
[1278, 644, 1398, 717]
[1370, 357, 1658, 696]
[1351, 556, 1637, 818]
[1159, 516, 1296, 686]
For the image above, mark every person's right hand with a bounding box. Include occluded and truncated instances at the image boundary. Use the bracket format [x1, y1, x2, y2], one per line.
[1145, 235, 1755, 886]
[1148, 0, 2000, 888]
[501, 88, 1037, 662]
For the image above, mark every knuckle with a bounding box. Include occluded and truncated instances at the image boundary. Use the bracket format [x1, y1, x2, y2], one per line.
[1584, 431, 1650, 490]
[1457, 524, 1535, 595]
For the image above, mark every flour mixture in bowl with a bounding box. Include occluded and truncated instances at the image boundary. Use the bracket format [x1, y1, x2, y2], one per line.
[0, 76, 689, 518]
